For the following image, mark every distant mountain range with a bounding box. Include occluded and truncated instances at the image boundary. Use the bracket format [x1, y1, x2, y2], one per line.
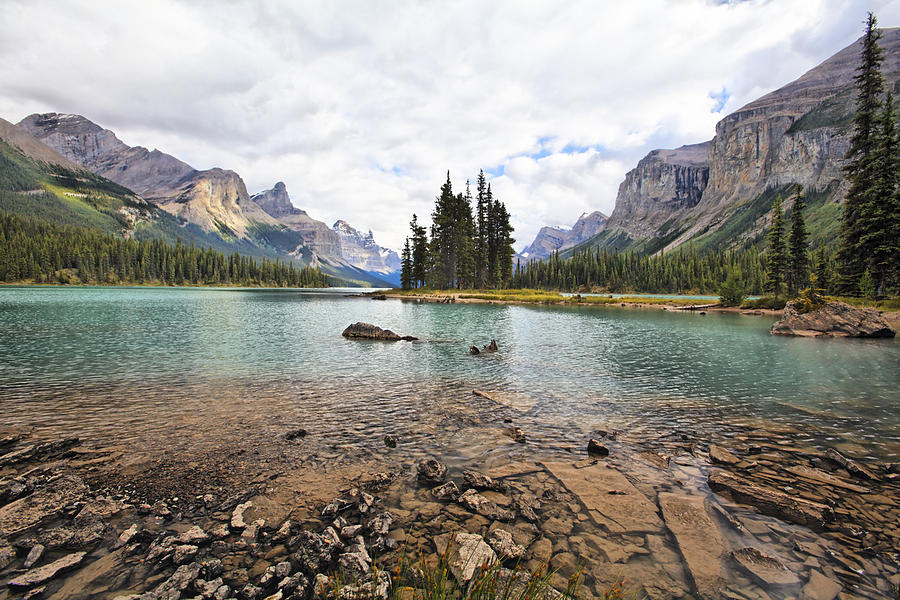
[516, 211, 607, 263]
[6, 113, 399, 286]
[518, 27, 900, 261]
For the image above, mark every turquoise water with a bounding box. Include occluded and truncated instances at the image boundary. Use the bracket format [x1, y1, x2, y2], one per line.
[1, 286, 898, 460]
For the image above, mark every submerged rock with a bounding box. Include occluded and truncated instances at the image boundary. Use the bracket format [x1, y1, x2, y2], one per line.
[457, 489, 514, 522]
[587, 439, 610, 456]
[708, 471, 832, 530]
[341, 322, 417, 341]
[416, 458, 448, 485]
[7, 551, 86, 589]
[709, 445, 740, 465]
[731, 547, 801, 587]
[431, 481, 460, 502]
[771, 300, 895, 338]
[658, 493, 725, 600]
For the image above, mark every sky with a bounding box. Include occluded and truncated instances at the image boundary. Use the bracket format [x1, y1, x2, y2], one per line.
[1, 0, 899, 252]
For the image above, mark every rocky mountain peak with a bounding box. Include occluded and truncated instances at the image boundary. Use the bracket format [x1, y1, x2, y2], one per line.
[251, 182, 307, 219]
[332, 220, 400, 276]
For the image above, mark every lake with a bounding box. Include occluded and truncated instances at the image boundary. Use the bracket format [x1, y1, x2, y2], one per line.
[1, 285, 897, 462]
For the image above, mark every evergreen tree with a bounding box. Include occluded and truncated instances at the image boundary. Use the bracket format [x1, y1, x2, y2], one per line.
[475, 170, 489, 288]
[400, 237, 413, 289]
[787, 185, 809, 296]
[764, 195, 788, 298]
[861, 91, 899, 294]
[429, 172, 458, 288]
[836, 12, 886, 294]
[409, 214, 428, 288]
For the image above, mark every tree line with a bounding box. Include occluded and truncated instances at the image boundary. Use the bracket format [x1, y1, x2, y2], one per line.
[0, 211, 328, 288]
[401, 171, 515, 289]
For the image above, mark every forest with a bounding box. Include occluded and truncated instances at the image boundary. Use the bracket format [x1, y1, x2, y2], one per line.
[0, 211, 327, 288]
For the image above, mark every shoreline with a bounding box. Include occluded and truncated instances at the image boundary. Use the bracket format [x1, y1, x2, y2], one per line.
[1, 403, 898, 599]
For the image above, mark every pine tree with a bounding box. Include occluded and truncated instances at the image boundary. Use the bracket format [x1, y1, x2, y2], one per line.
[836, 12, 885, 294]
[861, 91, 900, 295]
[409, 214, 428, 288]
[400, 237, 413, 289]
[475, 170, 489, 288]
[764, 195, 788, 298]
[787, 185, 809, 296]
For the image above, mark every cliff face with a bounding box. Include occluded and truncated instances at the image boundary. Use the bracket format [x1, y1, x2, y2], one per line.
[251, 183, 343, 259]
[590, 27, 900, 253]
[603, 143, 710, 240]
[332, 220, 401, 275]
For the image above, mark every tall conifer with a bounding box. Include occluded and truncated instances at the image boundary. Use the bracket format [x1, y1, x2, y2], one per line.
[765, 195, 788, 298]
[787, 185, 809, 296]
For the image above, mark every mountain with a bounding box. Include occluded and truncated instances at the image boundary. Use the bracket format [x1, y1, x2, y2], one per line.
[332, 220, 401, 284]
[15, 113, 390, 286]
[568, 27, 900, 258]
[251, 182, 343, 258]
[517, 211, 608, 262]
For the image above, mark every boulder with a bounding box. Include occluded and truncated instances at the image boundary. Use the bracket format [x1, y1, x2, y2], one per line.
[487, 529, 525, 559]
[342, 322, 417, 341]
[463, 470, 507, 492]
[771, 300, 895, 338]
[439, 532, 497, 583]
[431, 481, 460, 502]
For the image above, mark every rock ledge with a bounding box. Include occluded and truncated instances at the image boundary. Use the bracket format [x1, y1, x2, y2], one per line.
[771, 300, 895, 338]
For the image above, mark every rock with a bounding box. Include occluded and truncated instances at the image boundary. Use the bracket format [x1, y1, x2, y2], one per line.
[431, 481, 460, 502]
[587, 439, 609, 456]
[23, 544, 44, 569]
[800, 570, 842, 600]
[823, 448, 878, 480]
[458, 489, 514, 522]
[784, 464, 870, 492]
[731, 547, 801, 587]
[201, 558, 224, 579]
[440, 532, 496, 583]
[173, 544, 199, 565]
[283, 428, 307, 441]
[291, 531, 337, 575]
[240, 583, 263, 600]
[231, 501, 253, 530]
[177, 525, 211, 545]
[543, 461, 663, 534]
[709, 445, 740, 465]
[340, 525, 363, 539]
[0, 544, 15, 570]
[504, 427, 526, 444]
[383, 434, 397, 448]
[416, 458, 448, 485]
[771, 300, 895, 338]
[487, 529, 525, 559]
[482, 340, 499, 352]
[708, 471, 832, 530]
[367, 512, 394, 536]
[469, 346, 480, 355]
[463, 470, 507, 492]
[117, 524, 141, 548]
[336, 571, 390, 600]
[338, 548, 371, 579]
[658, 493, 725, 600]
[7, 552, 86, 589]
[0, 475, 88, 536]
[342, 322, 417, 341]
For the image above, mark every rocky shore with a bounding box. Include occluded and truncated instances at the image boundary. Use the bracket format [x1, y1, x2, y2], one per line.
[2, 409, 899, 600]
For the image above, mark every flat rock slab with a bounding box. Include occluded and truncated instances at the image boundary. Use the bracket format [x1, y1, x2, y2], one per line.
[543, 461, 662, 534]
[7, 551, 86, 588]
[708, 470, 831, 530]
[709, 445, 740, 465]
[784, 465, 870, 493]
[0, 475, 88, 536]
[658, 493, 725, 600]
[800, 569, 842, 600]
[731, 547, 801, 587]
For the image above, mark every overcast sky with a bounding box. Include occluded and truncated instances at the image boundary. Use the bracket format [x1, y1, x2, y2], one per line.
[2, 0, 899, 251]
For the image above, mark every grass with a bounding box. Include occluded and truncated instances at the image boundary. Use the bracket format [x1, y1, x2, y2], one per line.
[829, 296, 900, 311]
[320, 539, 601, 600]
[388, 288, 720, 307]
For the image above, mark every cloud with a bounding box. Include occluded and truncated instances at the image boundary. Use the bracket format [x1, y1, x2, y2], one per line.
[1, 0, 898, 251]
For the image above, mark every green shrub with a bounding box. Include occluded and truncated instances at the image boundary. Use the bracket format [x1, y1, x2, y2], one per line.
[718, 272, 748, 307]
[741, 296, 787, 310]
